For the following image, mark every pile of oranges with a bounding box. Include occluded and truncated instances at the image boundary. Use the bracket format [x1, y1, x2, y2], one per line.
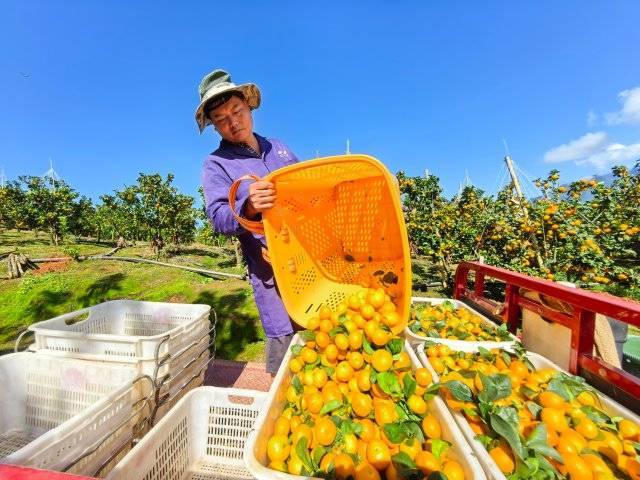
[265, 287, 467, 479]
[409, 302, 511, 342]
[426, 346, 640, 480]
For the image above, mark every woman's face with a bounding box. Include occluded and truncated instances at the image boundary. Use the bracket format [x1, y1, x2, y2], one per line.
[209, 95, 254, 144]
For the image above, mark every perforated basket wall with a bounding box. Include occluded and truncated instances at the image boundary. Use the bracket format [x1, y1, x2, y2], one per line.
[105, 387, 266, 480]
[262, 155, 411, 327]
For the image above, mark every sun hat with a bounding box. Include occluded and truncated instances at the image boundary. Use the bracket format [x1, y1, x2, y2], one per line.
[195, 69, 261, 132]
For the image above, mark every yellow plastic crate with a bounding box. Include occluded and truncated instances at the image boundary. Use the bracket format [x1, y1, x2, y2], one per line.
[229, 154, 411, 328]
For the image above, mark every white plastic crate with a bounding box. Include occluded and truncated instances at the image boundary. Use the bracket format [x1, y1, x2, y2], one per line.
[106, 387, 267, 480]
[416, 344, 640, 480]
[152, 346, 210, 424]
[405, 297, 518, 351]
[25, 300, 211, 362]
[0, 352, 150, 476]
[244, 334, 486, 480]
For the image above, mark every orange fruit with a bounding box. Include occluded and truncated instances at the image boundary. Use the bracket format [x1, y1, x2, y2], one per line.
[336, 361, 355, 382]
[560, 453, 594, 480]
[319, 452, 336, 472]
[319, 318, 333, 333]
[301, 347, 318, 364]
[582, 454, 612, 476]
[541, 407, 569, 432]
[358, 418, 378, 442]
[415, 368, 433, 387]
[354, 461, 382, 480]
[539, 391, 566, 409]
[348, 330, 364, 351]
[415, 450, 440, 475]
[273, 416, 290, 436]
[267, 435, 290, 462]
[335, 333, 350, 351]
[348, 352, 365, 370]
[509, 360, 529, 379]
[325, 344, 339, 361]
[334, 453, 356, 479]
[357, 369, 371, 392]
[291, 423, 313, 447]
[289, 358, 303, 373]
[314, 417, 337, 446]
[352, 392, 373, 417]
[268, 460, 287, 472]
[576, 391, 598, 407]
[312, 368, 328, 388]
[371, 349, 393, 372]
[490, 443, 515, 473]
[371, 328, 392, 347]
[315, 331, 331, 349]
[619, 419, 640, 439]
[374, 402, 398, 426]
[407, 394, 427, 415]
[422, 414, 442, 439]
[399, 438, 421, 460]
[442, 460, 465, 480]
[367, 439, 391, 470]
[306, 392, 323, 414]
[576, 417, 599, 440]
[394, 351, 411, 370]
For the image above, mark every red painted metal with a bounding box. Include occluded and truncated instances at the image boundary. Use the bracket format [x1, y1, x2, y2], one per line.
[0, 465, 95, 479]
[453, 261, 640, 400]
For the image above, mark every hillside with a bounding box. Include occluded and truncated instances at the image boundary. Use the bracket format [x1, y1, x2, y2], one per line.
[0, 230, 266, 360]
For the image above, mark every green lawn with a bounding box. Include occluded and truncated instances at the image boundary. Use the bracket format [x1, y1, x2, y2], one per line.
[0, 230, 265, 361]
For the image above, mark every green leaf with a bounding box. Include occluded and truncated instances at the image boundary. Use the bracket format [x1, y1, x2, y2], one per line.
[431, 438, 450, 461]
[329, 326, 346, 338]
[377, 372, 403, 397]
[423, 383, 441, 402]
[409, 322, 422, 333]
[405, 421, 425, 443]
[291, 344, 304, 356]
[529, 441, 563, 462]
[311, 446, 326, 467]
[387, 338, 404, 355]
[295, 437, 315, 473]
[427, 472, 448, 480]
[443, 380, 473, 402]
[478, 373, 512, 403]
[526, 401, 543, 419]
[362, 335, 374, 355]
[475, 434, 494, 449]
[392, 451, 416, 469]
[292, 375, 303, 394]
[478, 400, 494, 419]
[383, 422, 406, 443]
[403, 373, 417, 399]
[520, 385, 539, 400]
[490, 412, 526, 460]
[323, 366, 335, 377]
[299, 330, 315, 342]
[478, 346, 495, 361]
[320, 399, 343, 415]
[526, 422, 548, 445]
[500, 350, 513, 366]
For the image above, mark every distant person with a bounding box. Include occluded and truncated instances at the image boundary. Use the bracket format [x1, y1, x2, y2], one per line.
[197, 69, 298, 375]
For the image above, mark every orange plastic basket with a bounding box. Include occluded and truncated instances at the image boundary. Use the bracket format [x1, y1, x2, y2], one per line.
[229, 154, 411, 328]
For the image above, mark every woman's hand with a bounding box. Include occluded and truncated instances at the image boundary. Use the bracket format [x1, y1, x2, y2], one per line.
[245, 180, 276, 218]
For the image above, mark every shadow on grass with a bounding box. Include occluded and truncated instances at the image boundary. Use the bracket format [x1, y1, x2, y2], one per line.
[78, 273, 125, 307]
[194, 289, 262, 361]
[26, 289, 72, 323]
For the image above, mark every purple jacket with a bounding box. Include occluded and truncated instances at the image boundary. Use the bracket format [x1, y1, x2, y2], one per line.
[201, 133, 298, 338]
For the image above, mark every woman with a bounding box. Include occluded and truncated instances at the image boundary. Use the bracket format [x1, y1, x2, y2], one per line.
[196, 69, 298, 375]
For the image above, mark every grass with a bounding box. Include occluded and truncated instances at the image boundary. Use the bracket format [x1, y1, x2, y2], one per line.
[0, 230, 264, 360]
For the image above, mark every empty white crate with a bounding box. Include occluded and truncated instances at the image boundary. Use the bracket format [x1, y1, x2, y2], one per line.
[24, 300, 211, 380]
[0, 352, 149, 476]
[106, 387, 266, 480]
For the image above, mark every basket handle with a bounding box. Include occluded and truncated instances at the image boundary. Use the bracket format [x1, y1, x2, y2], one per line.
[228, 174, 265, 235]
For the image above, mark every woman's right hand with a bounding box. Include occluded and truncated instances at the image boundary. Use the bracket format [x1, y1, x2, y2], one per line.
[245, 180, 276, 218]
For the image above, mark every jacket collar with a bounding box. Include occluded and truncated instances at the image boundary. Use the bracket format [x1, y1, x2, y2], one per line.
[219, 133, 271, 159]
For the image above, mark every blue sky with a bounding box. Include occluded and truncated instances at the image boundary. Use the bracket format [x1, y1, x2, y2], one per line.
[1, 1, 639, 202]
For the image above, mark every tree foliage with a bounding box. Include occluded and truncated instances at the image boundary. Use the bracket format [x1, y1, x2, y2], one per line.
[398, 163, 640, 290]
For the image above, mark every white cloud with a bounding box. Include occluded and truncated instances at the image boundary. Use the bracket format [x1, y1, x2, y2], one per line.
[586, 109, 598, 127]
[543, 131, 640, 172]
[544, 132, 609, 163]
[605, 86, 640, 125]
